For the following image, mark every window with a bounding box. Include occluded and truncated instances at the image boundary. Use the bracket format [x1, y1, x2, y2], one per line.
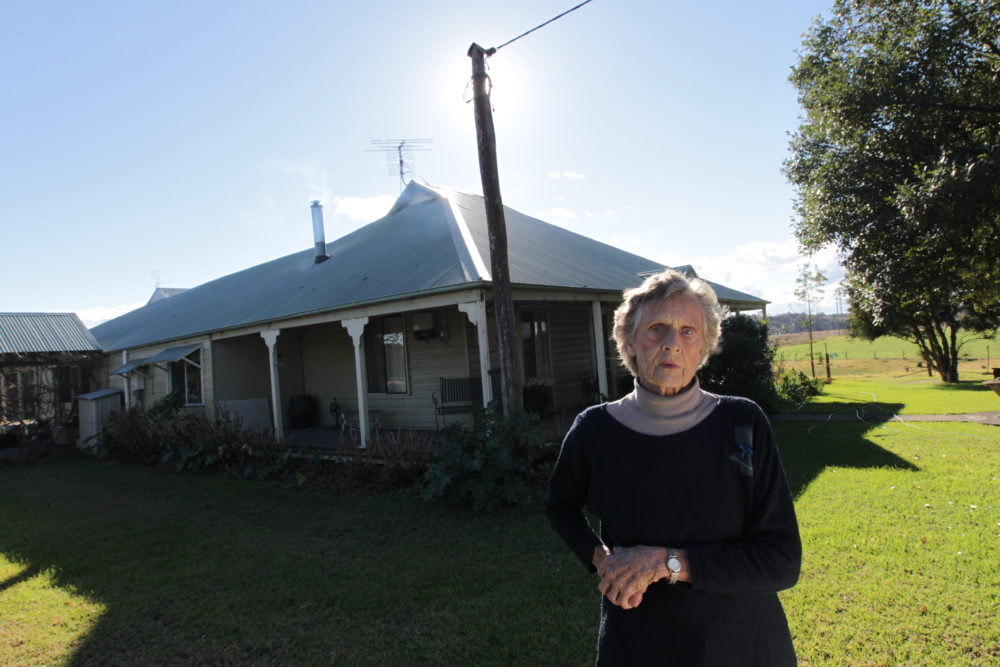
[0, 373, 19, 420]
[365, 315, 408, 394]
[520, 310, 551, 378]
[169, 349, 203, 405]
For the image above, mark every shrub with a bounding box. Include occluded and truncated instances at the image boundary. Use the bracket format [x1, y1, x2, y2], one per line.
[422, 410, 546, 512]
[523, 381, 553, 419]
[775, 369, 824, 405]
[98, 398, 289, 480]
[699, 314, 779, 411]
[100, 407, 165, 461]
[159, 411, 290, 480]
[296, 430, 432, 493]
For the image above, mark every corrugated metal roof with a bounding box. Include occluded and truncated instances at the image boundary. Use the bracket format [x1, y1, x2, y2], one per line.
[145, 344, 201, 365]
[78, 388, 122, 400]
[0, 313, 102, 354]
[110, 359, 146, 376]
[91, 182, 767, 352]
[452, 190, 666, 290]
[147, 287, 188, 304]
[92, 190, 475, 351]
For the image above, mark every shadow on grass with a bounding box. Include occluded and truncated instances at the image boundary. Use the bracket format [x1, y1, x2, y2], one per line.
[784, 395, 905, 415]
[773, 401, 920, 499]
[0, 565, 40, 593]
[0, 450, 594, 666]
[931, 380, 997, 392]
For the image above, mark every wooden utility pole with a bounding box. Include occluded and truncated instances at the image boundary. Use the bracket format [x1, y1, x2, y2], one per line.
[467, 43, 524, 417]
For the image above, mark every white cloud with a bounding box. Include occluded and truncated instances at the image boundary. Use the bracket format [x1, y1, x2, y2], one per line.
[264, 161, 331, 203]
[79, 302, 144, 328]
[655, 248, 688, 268]
[332, 194, 395, 222]
[610, 233, 647, 253]
[684, 241, 845, 314]
[548, 170, 586, 181]
[539, 207, 579, 221]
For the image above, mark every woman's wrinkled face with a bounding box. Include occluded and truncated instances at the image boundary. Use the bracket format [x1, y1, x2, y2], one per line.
[624, 293, 705, 396]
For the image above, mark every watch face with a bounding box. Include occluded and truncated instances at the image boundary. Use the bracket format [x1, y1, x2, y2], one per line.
[668, 557, 681, 572]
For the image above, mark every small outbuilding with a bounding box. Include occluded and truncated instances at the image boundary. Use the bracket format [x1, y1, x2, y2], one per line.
[0, 312, 103, 442]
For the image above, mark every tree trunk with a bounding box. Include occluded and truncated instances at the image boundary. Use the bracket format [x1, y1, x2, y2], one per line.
[927, 327, 961, 383]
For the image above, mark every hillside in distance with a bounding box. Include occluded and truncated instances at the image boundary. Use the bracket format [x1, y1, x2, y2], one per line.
[763, 312, 847, 335]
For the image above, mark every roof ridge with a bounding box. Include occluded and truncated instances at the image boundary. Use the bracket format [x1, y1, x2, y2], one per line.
[441, 191, 491, 282]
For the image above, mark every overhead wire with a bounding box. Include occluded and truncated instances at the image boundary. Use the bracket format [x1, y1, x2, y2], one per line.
[464, 0, 595, 107]
[492, 0, 595, 52]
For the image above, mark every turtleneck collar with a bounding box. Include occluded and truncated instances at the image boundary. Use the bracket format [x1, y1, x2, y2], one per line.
[606, 376, 719, 437]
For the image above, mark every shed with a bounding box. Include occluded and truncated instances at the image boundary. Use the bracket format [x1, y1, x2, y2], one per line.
[77, 388, 123, 450]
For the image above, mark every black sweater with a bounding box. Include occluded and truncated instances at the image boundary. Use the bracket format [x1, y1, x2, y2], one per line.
[544, 397, 801, 666]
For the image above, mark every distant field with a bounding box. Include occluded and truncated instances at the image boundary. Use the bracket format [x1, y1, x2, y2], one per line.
[774, 331, 1000, 372]
[771, 329, 850, 347]
[770, 330, 1000, 410]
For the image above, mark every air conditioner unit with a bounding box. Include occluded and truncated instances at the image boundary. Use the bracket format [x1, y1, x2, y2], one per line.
[130, 374, 145, 391]
[411, 311, 439, 341]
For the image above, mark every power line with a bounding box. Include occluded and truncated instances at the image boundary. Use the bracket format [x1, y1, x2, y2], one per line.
[493, 0, 595, 52]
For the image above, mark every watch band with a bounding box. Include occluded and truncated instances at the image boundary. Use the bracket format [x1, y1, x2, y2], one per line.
[667, 548, 681, 585]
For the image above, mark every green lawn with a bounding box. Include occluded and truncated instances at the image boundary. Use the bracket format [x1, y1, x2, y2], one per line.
[787, 376, 1000, 415]
[0, 456, 597, 666]
[778, 420, 999, 665]
[2, 417, 998, 665]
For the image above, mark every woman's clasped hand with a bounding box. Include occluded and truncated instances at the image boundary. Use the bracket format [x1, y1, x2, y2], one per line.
[595, 545, 685, 610]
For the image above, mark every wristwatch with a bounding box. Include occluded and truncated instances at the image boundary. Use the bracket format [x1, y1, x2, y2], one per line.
[666, 548, 682, 585]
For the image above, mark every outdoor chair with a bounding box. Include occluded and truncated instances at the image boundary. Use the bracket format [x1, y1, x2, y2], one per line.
[432, 377, 482, 429]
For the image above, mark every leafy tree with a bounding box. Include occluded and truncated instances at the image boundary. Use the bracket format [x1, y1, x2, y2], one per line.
[784, 0, 1000, 382]
[793, 263, 828, 378]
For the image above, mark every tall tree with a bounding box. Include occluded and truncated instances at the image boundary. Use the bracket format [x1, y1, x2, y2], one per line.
[784, 0, 1000, 382]
[794, 264, 828, 379]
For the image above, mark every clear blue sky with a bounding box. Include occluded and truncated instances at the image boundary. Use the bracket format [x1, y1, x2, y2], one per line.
[1, 0, 843, 327]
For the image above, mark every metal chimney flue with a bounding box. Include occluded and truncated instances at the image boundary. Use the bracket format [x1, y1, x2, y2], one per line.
[310, 200, 329, 264]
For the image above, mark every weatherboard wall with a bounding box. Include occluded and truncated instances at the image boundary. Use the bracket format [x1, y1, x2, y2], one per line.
[296, 308, 472, 431]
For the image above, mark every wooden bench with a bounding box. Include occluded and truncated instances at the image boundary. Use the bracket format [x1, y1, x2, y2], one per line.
[432, 377, 483, 429]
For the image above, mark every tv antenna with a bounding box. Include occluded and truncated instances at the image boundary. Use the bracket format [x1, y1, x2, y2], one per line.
[368, 138, 432, 191]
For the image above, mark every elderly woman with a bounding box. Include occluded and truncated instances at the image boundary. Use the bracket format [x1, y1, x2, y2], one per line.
[544, 269, 800, 665]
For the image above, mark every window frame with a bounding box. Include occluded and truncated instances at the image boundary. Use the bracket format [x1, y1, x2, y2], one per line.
[519, 309, 553, 381]
[168, 349, 203, 406]
[364, 315, 410, 395]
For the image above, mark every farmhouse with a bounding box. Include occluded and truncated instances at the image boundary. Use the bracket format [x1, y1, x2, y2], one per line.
[90, 182, 767, 443]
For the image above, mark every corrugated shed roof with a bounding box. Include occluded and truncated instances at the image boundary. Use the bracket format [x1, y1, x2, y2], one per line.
[0, 313, 102, 354]
[91, 182, 767, 352]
